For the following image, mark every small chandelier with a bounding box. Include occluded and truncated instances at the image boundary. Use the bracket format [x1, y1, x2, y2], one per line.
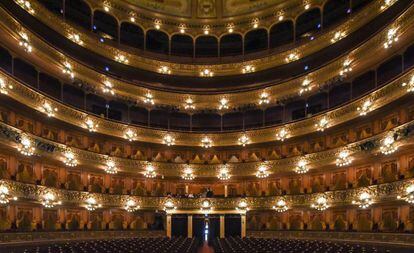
[299, 78, 312, 95]
[311, 196, 329, 211]
[124, 199, 140, 212]
[242, 65, 255, 74]
[276, 128, 289, 141]
[330, 31, 346, 43]
[144, 163, 156, 178]
[124, 129, 137, 142]
[238, 134, 250, 147]
[84, 118, 98, 132]
[85, 197, 102, 211]
[164, 198, 176, 212]
[218, 98, 229, 110]
[200, 69, 214, 77]
[402, 75, 414, 93]
[184, 98, 195, 110]
[115, 54, 129, 64]
[18, 135, 35, 156]
[285, 52, 299, 63]
[158, 66, 171, 74]
[227, 23, 235, 33]
[105, 160, 118, 174]
[18, 32, 32, 53]
[179, 24, 187, 34]
[62, 62, 75, 79]
[357, 100, 372, 116]
[336, 150, 352, 167]
[41, 192, 61, 208]
[315, 117, 329, 132]
[154, 19, 162, 30]
[0, 185, 17, 204]
[383, 28, 398, 49]
[40, 101, 58, 117]
[380, 133, 397, 155]
[381, 0, 397, 10]
[397, 184, 414, 204]
[201, 136, 213, 148]
[258, 92, 270, 105]
[340, 59, 352, 76]
[236, 199, 249, 212]
[200, 199, 212, 212]
[352, 191, 373, 209]
[182, 166, 195, 180]
[251, 18, 259, 29]
[0, 78, 13, 95]
[294, 159, 309, 174]
[256, 164, 269, 178]
[63, 150, 78, 167]
[163, 134, 175, 146]
[68, 33, 83, 45]
[16, 0, 35, 14]
[102, 80, 115, 95]
[143, 93, 155, 105]
[218, 166, 230, 180]
[203, 25, 210, 35]
[272, 199, 288, 213]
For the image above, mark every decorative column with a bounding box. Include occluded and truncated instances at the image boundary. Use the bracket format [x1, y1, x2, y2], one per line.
[187, 215, 193, 238]
[166, 214, 172, 238]
[224, 185, 228, 197]
[220, 215, 225, 238]
[185, 185, 189, 194]
[241, 214, 246, 238]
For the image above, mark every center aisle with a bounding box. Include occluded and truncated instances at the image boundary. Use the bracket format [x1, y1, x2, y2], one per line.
[198, 242, 215, 253]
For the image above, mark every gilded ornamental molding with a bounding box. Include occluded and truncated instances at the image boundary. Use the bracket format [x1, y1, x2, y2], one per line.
[0, 59, 412, 146]
[0, 2, 412, 109]
[16, 0, 396, 77]
[0, 117, 412, 177]
[1, 178, 413, 211]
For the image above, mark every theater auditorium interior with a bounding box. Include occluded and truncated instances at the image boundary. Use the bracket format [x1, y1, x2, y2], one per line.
[0, 0, 414, 252]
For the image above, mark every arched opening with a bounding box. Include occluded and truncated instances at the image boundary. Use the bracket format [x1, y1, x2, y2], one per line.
[264, 106, 284, 126]
[323, 0, 350, 28]
[85, 93, 107, 117]
[62, 83, 84, 109]
[195, 36, 218, 58]
[39, 73, 61, 100]
[192, 113, 221, 131]
[38, 0, 63, 16]
[0, 46, 12, 73]
[220, 34, 243, 57]
[404, 43, 414, 70]
[295, 8, 321, 40]
[171, 34, 194, 57]
[149, 109, 169, 128]
[93, 10, 118, 40]
[107, 100, 128, 122]
[352, 71, 375, 98]
[120, 23, 144, 50]
[130, 106, 148, 126]
[244, 109, 264, 129]
[329, 82, 351, 108]
[244, 29, 268, 54]
[65, 0, 91, 30]
[169, 112, 190, 130]
[307, 92, 328, 116]
[377, 55, 403, 87]
[146, 30, 169, 54]
[223, 112, 244, 131]
[269, 21, 294, 49]
[13, 58, 38, 88]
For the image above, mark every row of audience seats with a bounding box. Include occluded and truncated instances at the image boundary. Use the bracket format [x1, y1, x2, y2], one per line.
[0, 236, 200, 253]
[211, 236, 413, 253]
